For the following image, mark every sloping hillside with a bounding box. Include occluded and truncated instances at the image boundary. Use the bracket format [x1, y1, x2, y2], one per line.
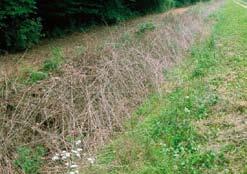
[80, 0, 247, 173]
[0, 0, 240, 173]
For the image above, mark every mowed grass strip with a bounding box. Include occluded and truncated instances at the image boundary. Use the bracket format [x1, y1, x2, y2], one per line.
[81, 1, 247, 173]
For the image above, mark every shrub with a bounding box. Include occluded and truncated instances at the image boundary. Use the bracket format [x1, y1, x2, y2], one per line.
[43, 47, 63, 72]
[136, 22, 156, 35]
[0, 0, 41, 51]
[28, 70, 48, 84]
[125, 0, 170, 13]
[14, 146, 46, 174]
[7, 18, 42, 50]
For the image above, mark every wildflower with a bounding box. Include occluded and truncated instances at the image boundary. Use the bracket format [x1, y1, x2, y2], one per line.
[52, 155, 60, 161]
[65, 152, 71, 157]
[75, 153, 81, 158]
[61, 155, 67, 160]
[70, 164, 78, 168]
[87, 157, 95, 164]
[75, 140, 81, 145]
[71, 150, 78, 154]
[77, 148, 83, 152]
[69, 170, 79, 174]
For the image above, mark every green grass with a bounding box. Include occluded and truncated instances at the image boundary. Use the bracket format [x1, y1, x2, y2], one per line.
[15, 146, 46, 174]
[42, 47, 63, 72]
[82, 1, 247, 173]
[136, 22, 156, 35]
[27, 70, 48, 83]
[24, 47, 63, 84]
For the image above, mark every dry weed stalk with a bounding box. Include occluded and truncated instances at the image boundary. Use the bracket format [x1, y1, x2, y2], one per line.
[0, 1, 223, 173]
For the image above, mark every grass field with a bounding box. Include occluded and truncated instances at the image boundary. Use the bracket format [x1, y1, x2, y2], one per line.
[81, 1, 247, 173]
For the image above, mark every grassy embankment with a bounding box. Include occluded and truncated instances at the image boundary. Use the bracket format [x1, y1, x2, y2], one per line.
[1, 2, 218, 173]
[83, 1, 247, 173]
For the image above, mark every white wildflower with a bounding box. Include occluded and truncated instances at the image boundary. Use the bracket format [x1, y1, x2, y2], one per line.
[87, 157, 95, 164]
[70, 164, 78, 168]
[52, 155, 60, 161]
[75, 153, 81, 158]
[69, 171, 79, 174]
[77, 148, 83, 152]
[61, 155, 67, 160]
[71, 150, 78, 154]
[75, 140, 81, 145]
[65, 152, 71, 157]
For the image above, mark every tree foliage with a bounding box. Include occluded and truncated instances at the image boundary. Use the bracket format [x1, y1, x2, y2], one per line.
[0, 0, 41, 51]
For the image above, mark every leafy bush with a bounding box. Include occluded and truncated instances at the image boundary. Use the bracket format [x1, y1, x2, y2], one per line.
[7, 19, 42, 50]
[23, 48, 63, 83]
[136, 22, 156, 35]
[125, 0, 171, 13]
[27, 70, 48, 84]
[15, 146, 46, 174]
[0, 0, 41, 51]
[43, 47, 63, 72]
